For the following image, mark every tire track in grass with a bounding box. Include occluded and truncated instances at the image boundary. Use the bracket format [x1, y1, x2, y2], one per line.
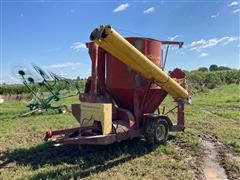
[201, 139, 228, 180]
[200, 135, 240, 180]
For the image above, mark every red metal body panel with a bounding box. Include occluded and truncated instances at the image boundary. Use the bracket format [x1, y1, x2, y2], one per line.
[106, 37, 164, 113]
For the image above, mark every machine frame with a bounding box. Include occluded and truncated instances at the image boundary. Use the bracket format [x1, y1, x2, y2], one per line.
[45, 25, 190, 146]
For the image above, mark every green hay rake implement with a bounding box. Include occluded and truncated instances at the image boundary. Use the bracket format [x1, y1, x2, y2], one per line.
[17, 65, 80, 117]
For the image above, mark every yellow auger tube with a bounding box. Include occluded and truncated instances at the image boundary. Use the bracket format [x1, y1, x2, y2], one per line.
[90, 25, 189, 99]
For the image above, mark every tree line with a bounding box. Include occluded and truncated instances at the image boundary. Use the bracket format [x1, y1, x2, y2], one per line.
[187, 65, 239, 92]
[0, 65, 239, 95]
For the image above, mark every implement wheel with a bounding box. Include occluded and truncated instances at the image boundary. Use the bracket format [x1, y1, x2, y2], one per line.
[144, 118, 169, 146]
[58, 106, 67, 114]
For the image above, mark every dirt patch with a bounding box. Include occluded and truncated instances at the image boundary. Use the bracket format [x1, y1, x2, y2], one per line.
[202, 139, 228, 180]
[200, 135, 240, 180]
[225, 153, 240, 164]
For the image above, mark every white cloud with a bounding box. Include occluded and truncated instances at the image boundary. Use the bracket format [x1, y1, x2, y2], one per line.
[189, 36, 240, 51]
[233, 8, 240, 13]
[43, 62, 81, 69]
[143, 7, 155, 14]
[223, 36, 239, 45]
[228, 1, 239, 6]
[70, 42, 87, 52]
[169, 35, 179, 41]
[113, 3, 129, 13]
[200, 53, 208, 57]
[211, 13, 220, 18]
[0, 75, 21, 84]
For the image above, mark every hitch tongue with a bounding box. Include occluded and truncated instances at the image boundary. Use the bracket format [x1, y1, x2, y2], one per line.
[44, 130, 53, 142]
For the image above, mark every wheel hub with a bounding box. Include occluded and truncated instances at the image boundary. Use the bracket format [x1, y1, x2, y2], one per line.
[155, 124, 166, 141]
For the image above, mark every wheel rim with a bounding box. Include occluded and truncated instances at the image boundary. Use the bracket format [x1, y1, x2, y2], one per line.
[155, 124, 166, 141]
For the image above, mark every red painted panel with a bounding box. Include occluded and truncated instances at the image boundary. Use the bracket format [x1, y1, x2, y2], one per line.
[105, 37, 164, 113]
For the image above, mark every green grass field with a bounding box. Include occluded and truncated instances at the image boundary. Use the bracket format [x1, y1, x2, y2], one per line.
[0, 84, 239, 179]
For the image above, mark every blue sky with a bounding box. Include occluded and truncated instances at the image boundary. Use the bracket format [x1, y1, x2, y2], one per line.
[1, 0, 240, 84]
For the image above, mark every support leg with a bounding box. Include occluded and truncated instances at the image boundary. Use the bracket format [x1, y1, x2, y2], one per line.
[177, 100, 185, 129]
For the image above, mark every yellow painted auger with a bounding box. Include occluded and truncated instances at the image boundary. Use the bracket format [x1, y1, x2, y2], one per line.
[90, 25, 190, 100]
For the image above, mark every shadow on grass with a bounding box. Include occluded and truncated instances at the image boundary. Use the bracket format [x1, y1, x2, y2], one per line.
[0, 135, 176, 179]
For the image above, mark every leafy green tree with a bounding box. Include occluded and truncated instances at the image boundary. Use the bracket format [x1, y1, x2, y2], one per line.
[218, 66, 231, 71]
[198, 67, 208, 72]
[209, 64, 218, 71]
[204, 73, 222, 89]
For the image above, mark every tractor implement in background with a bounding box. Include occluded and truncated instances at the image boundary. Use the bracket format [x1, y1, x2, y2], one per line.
[16, 65, 80, 117]
[45, 25, 191, 146]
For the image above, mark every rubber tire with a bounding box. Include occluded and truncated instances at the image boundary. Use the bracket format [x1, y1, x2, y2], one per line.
[58, 108, 62, 114]
[144, 118, 169, 146]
